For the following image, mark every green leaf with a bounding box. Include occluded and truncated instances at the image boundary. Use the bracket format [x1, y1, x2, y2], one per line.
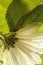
[0, 0, 43, 65]
[6, 0, 29, 32]
[12, 5, 43, 31]
[0, 0, 12, 34]
[0, 0, 12, 8]
[0, 0, 43, 33]
[0, 5, 9, 34]
[6, 0, 43, 32]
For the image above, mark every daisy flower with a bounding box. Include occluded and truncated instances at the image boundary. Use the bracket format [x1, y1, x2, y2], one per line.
[0, 22, 43, 65]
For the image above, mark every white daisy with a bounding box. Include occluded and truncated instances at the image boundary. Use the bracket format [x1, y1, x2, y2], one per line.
[0, 22, 43, 65]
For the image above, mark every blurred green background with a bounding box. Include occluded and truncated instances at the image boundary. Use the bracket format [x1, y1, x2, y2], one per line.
[0, 0, 43, 65]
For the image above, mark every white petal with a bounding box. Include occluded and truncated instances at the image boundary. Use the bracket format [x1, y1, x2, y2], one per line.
[3, 50, 16, 65]
[10, 47, 27, 65]
[0, 46, 4, 65]
[21, 39, 43, 49]
[16, 32, 43, 41]
[30, 52, 41, 64]
[15, 42, 36, 64]
[18, 39, 43, 54]
[14, 45, 35, 65]
[28, 32, 43, 40]
[16, 30, 43, 54]
[16, 22, 40, 37]
[15, 42, 42, 64]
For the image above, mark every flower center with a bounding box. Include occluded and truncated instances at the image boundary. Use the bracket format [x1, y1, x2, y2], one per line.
[0, 32, 18, 50]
